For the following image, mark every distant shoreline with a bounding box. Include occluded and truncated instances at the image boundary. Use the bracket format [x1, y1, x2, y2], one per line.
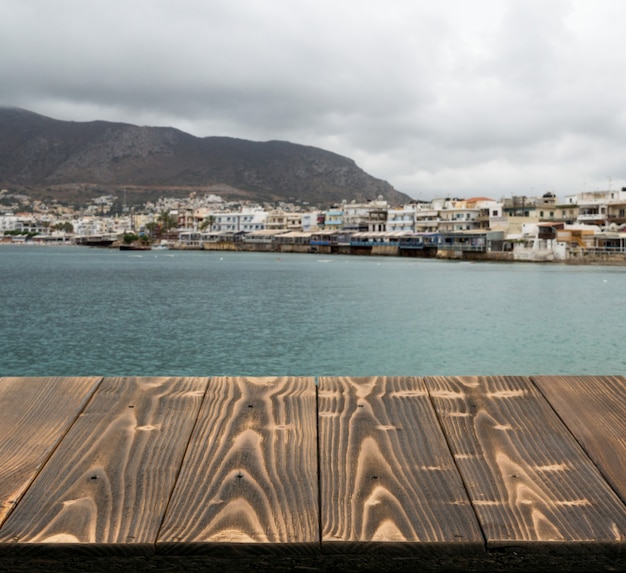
[3, 240, 626, 266]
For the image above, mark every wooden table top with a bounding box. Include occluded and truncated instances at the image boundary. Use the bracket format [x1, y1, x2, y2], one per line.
[0, 375, 624, 571]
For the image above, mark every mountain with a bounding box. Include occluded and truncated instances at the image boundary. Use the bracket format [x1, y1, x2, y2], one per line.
[0, 107, 411, 208]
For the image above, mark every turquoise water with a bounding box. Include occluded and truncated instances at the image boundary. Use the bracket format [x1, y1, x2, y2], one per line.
[1, 245, 625, 377]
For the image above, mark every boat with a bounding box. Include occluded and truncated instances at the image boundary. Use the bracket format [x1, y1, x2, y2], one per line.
[75, 234, 118, 248]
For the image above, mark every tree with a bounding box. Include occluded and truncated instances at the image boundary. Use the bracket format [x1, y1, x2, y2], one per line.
[199, 215, 216, 231]
[157, 210, 178, 235]
[144, 221, 158, 239]
[52, 222, 74, 233]
[123, 232, 139, 245]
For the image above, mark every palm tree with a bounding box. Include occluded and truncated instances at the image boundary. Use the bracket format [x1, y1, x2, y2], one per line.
[199, 215, 216, 232]
[157, 210, 178, 237]
[144, 221, 158, 240]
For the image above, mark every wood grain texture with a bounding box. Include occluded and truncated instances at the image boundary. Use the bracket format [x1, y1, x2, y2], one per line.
[318, 376, 484, 552]
[0, 376, 208, 555]
[532, 375, 626, 505]
[157, 376, 318, 554]
[0, 377, 102, 526]
[425, 375, 626, 550]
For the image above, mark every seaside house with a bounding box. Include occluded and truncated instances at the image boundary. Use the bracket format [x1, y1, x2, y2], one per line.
[386, 205, 416, 233]
[414, 202, 440, 233]
[574, 188, 626, 229]
[558, 199, 579, 224]
[0, 212, 18, 233]
[503, 195, 537, 218]
[437, 199, 483, 232]
[435, 229, 506, 258]
[342, 199, 389, 232]
[213, 211, 242, 233]
[265, 209, 289, 231]
[606, 198, 626, 230]
[323, 207, 344, 230]
[286, 212, 303, 231]
[301, 211, 324, 232]
[465, 197, 503, 229]
[240, 207, 267, 232]
[513, 222, 568, 261]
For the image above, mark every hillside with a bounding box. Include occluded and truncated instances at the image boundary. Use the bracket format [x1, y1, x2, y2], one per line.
[0, 107, 411, 208]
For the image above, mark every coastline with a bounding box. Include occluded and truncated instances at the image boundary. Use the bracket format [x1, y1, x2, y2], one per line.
[3, 239, 626, 265]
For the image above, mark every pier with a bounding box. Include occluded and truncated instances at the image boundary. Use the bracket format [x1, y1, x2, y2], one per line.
[0, 375, 624, 571]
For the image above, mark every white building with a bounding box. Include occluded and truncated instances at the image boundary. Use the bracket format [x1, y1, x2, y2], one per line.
[387, 205, 416, 232]
[573, 189, 626, 228]
[342, 199, 389, 232]
[0, 213, 18, 233]
[414, 203, 440, 233]
[301, 211, 324, 232]
[240, 207, 267, 232]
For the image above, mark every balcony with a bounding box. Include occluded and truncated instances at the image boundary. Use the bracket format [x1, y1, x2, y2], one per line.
[577, 213, 606, 221]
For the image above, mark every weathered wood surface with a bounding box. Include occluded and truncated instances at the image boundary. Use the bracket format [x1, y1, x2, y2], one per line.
[0, 376, 208, 555]
[532, 375, 626, 505]
[425, 375, 626, 550]
[318, 376, 484, 552]
[158, 376, 318, 554]
[0, 377, 102, 526]
[0, 374, 624, 569]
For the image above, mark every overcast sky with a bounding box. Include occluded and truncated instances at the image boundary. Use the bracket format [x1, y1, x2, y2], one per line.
[2, 0, 625, 201]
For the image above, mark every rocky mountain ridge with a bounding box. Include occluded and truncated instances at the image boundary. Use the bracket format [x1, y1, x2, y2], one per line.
[0, 107, 411, 207]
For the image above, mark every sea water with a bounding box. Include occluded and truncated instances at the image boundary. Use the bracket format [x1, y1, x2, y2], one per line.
[1, 245, 625, 377]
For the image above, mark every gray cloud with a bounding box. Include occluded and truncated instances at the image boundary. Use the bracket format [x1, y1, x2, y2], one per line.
[2, 0, 625, 200]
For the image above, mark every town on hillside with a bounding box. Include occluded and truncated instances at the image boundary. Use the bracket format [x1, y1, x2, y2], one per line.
[2, 188, 626, 263]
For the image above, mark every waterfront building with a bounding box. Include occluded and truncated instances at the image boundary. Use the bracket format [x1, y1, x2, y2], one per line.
[342, 199, 389, 232]
[323, 207, 344, 230]
[437, 198, 492, 232]
[0, 214, 48, 235]
[240, 208, 267, 232]
[387, 205, 417, 233]
[212, 211, 243, 233]
[301, 211, 324, 232]
[606, 198, 626, 230]
[71, 215, 120, 237]
[535, 193, 579, 225]
[435, 229, 506, 257]
[265, 209, 289, 231]
[536, 192, 558, 222]
[414, 202, 440, 233]
[286, 212, 303, 231]
[176, 208, 195, 230]
[468, 197, 503, 229]
[261, 209, 302, 231]
[503, 195, 537, 218]
[513, 222, 567, 262]
[573, 188, 626, 230]
[0, 213, 19, 233]
[555, 202, 579, 225]
[238, 229, 286, 251]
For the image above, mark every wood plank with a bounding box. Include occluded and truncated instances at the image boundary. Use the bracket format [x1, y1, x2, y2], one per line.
[158, 376, 318, 555]
[318, 376, 484, 553]
[0, 377, 102, 526]
[532, 375, 626, 505]
[425, 375, 626, 551]
[0, 376, 208, 556]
